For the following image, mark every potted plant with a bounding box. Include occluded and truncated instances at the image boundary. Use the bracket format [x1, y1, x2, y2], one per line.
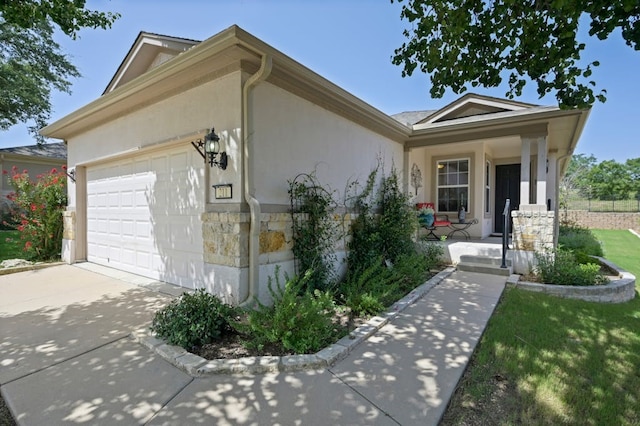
[416, 204, 435, 227]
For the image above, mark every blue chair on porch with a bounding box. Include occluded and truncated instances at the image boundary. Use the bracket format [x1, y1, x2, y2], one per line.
[417, 202, 451, 240]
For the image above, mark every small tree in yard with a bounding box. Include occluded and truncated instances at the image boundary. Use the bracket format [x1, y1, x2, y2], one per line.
[3, 166, 67, 260]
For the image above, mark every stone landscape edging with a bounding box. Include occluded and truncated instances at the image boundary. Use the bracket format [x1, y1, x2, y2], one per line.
[506, 257, 636, 303]
[130, 266, 456, 376]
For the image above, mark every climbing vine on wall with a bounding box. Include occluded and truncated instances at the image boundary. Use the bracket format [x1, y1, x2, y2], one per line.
[288, 173, 339, 292]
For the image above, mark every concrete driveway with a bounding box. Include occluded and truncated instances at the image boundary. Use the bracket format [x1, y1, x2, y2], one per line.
[0, 263, 506, 425]
[0, 264, 179, 385]
[0, 264, 193, 424]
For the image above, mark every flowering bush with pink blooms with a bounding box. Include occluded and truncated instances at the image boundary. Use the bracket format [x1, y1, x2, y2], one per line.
[3, 165, 67, 260]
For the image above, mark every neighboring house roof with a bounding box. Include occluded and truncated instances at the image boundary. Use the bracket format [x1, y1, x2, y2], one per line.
[391, 110, 437, 126]
[0, 142, 67, 160]
[103, 32, 200, 94]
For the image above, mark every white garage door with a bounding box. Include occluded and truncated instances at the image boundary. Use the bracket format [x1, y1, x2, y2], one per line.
[86, 145, 205, 287]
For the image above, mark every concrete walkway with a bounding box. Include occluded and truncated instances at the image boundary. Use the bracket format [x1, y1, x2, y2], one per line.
[0, 264, 506, 425]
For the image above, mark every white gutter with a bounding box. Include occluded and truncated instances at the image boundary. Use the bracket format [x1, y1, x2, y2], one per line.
[239, 53, 272, 306]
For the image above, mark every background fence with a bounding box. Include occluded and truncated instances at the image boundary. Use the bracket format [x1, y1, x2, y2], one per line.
[562, 196, 640, 212]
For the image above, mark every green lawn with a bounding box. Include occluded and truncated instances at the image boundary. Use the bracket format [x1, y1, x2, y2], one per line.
[0, 230, 24, 262]
[443, 229, 640, 425]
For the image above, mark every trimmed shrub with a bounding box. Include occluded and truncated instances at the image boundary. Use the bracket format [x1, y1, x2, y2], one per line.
[416, 239, 446, 272]
[341, 259, 402, 316]
[151, 289, 238, 350]
[559, 223, 603, 257]
[535, 248, 608, 286]
[341, 253, 434, 317]
[241, 269, 346, 354]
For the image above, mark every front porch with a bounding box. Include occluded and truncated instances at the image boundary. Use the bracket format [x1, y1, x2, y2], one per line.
[436, 236, 517, 277]
[441, 236, 506, 265]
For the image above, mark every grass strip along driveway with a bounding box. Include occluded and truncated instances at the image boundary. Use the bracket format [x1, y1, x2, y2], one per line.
[0, 231, 22, 262]
[442, 229, 640, 425]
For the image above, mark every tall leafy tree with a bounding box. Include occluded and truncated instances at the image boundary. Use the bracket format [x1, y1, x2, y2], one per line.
[587, 159, 632, 200]
[0, 1, 119, 143]
[1, 1, 118, 39]
[625, 157, 640, 198]
[392, 0, 640, 109]
[0, 19, 78, 142]
[560, 153, 597, 209]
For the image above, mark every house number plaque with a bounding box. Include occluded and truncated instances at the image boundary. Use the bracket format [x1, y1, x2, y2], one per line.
[213, 184, 232, 199]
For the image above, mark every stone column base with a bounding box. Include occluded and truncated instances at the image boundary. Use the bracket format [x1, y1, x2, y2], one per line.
[511, 208, 555, 274]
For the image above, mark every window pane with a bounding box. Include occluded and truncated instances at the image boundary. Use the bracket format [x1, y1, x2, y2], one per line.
[437, 188, 450, 211]
[485, 188, 490, 213]
[436, 159, 469, 211]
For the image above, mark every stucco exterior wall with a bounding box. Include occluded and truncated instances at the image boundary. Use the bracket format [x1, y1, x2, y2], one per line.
[408, 148, 427, 202]
[417, 142, 486, 238]
[251, 83, 404, 207]
[66, 72, 243, 207]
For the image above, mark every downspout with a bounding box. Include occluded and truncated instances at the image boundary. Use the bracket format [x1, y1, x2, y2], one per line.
[239, 53, 272, 306]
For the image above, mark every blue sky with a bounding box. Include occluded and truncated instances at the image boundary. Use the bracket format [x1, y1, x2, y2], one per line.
[1, 0, 638, 162]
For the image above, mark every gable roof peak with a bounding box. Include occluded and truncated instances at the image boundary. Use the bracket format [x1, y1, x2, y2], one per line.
[103, 31, 201, 95]
[416, 93, 544, 125]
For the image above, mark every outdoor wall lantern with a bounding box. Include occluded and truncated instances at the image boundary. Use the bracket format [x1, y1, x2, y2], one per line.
[191, 127, 228, 170]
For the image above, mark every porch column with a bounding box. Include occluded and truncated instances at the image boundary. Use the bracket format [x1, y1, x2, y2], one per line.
[512, 134, 554, 276]
[520, 138, 531, 205]
[536, 136, 547, 206]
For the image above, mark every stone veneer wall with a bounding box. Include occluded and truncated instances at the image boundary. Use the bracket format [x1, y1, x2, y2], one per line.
[201, 212, 354, 269]
[202, 212, 251, 268]
[62, 210, 75, 240]
[560, 210, 640, 231]
[510, 207, 555, 274]
[60, 209, 76, 264]
[511, 208, 555, 252]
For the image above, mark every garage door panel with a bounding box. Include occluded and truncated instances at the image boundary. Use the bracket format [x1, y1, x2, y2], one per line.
[121, 220, 134, 237]
[86, 146, 204, 287]
[108, 246, 121, 263]
[134, 189, 149, 208]
[135, 251, 150, 268]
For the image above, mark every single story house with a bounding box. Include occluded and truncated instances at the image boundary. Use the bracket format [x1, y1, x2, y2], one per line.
[41, 26, 590, 303]
[1, 143, 67, 215]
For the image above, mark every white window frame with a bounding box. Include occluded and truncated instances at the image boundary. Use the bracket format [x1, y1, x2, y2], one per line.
[436, 158, 470, 213]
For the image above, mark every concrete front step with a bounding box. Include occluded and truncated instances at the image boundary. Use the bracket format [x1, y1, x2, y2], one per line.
[459, 254, 512, 267]
[457, 261, 512, 276]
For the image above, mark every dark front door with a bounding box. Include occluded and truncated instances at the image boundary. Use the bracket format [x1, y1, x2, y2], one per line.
[495, 164, 520, 233]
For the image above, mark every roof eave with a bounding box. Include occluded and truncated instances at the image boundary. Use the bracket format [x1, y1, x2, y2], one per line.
[558, 107, 592, 176]
[42, 25, 409, 143]
[406, 107, 589, 148]
[42, 26, 244, 139]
